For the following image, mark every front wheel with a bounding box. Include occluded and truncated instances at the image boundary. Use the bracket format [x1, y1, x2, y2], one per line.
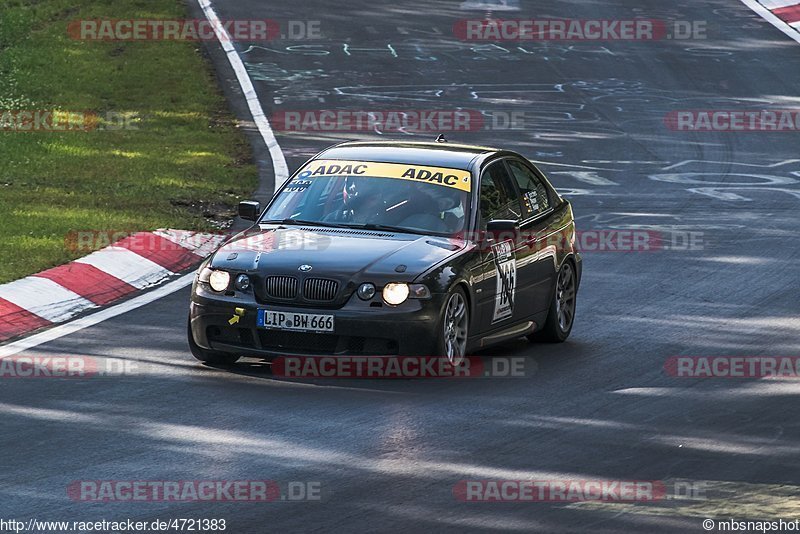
[187, 317, 240, 365]
[437, 287, 469, 367]
[529, 261, 577, 343]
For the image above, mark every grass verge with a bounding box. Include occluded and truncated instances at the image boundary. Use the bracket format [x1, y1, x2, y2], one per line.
[0, 0, 258, 283]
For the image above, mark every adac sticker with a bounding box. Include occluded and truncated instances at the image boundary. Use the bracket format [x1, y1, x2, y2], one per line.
[492, 240, 516, 323]
[296, 159, 472, 192]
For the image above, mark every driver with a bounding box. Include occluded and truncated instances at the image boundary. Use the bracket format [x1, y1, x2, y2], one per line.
[334, 176, 464, 233]
[394, 181, 465, 232]
[341, 176, 387, 223]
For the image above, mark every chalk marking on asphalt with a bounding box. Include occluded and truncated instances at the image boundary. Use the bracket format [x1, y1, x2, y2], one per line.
[0, 273, 195, 358]
[528, 160, 624, 172]
[739, 0, 800, 44]
[663, 159, 800, 170]
[197, 0, 289, 184]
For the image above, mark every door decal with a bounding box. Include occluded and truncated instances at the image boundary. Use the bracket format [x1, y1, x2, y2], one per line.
[492, 240, 516, 322]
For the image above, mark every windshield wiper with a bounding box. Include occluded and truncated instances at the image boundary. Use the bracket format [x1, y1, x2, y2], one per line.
[264, 219, 431, 235]
[340, 223, 428, 235]
[261, 218, 340, 228]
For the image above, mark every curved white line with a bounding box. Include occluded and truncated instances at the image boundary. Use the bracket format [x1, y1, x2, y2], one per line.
[739, 0, 800, 44]
[197, 0, 289, 183]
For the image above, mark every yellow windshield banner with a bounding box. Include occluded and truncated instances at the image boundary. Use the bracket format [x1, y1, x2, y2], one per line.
[296, 159, 472, 192]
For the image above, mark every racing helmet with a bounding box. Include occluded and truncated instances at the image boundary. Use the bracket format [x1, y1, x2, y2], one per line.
[343, 175, 382, 207]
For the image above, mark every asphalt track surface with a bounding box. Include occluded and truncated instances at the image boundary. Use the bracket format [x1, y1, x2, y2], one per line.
[3, 1, 800, 532]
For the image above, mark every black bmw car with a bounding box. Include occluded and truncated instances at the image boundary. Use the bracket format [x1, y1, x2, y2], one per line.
[188, 140, 581, 366]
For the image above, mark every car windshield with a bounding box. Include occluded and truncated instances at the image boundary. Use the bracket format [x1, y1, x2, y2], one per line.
[261, 160, 472, 236]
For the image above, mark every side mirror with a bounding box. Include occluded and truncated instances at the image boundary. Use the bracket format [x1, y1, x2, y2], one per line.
[238, 200, 261, 222]
[485, 219, 519, 243]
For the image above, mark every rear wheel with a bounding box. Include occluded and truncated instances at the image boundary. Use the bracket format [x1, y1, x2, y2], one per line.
[187, 317, 240, 365]
[437, 287, 469, 367]
[528, 261, 576, 343]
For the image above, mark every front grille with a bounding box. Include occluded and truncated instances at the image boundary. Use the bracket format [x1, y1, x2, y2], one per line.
[303, 278, 339, 302]
[258, 331, 339, 354]
[265, 275, 298, 300]
[257, 331, 399, 355]
[207, 326, 255, 348]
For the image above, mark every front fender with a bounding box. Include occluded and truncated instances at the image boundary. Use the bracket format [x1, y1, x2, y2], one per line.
[414, 246, 479, 322]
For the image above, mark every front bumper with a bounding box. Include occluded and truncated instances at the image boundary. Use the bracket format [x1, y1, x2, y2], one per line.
[189, 288, 446, 358]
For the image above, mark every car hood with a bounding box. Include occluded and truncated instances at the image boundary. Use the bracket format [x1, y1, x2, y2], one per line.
[210, 224, 465, 282]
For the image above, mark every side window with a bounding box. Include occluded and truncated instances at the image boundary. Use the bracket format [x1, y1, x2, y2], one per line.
[507, 160, 550, 219]
[479, 161, 521, 229]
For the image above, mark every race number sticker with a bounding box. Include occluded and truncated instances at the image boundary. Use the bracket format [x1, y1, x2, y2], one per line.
[492, 240, 516, 322]
[285, 179, 311, 192]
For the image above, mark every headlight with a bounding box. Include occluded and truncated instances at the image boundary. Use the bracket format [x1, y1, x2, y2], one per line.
[408, 284, 431, 299]
[208, 270, 231, 292]
[357, 283, 376, 300]
[382, 283, 410, 305]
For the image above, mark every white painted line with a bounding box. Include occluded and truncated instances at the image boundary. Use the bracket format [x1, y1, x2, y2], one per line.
[75, 248, 173, 289]
[0, 278, 95, 323]
[153, 229, 227, 258]
[459, 0, 520, 11]
[197, 0, 289, 185]
[0, 273, 195, 358]
[740, 0, 800, 44]
[758, 0, 799, 9]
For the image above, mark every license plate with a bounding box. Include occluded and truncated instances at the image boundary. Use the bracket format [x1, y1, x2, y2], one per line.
[257, 309, 334, 333]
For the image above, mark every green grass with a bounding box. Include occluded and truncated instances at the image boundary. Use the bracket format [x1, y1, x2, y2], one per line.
[0, 0, 258, 283]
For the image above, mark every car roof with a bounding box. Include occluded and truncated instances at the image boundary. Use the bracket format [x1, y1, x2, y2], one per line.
[315, 140, 502, 170]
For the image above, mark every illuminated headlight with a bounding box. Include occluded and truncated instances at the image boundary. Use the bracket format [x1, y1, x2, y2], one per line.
[357, 283, 376, 300]
[235, 274, 251, 291]
[208, 270, 231, 292]
[382, 283, 431, 305]
[382, 283, 410, 305]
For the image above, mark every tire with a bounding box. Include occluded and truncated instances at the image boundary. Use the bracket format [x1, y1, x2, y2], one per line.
[187, 317, 240, 365]
[437, 287, 469, 367]
[528, 261, 577, 343]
